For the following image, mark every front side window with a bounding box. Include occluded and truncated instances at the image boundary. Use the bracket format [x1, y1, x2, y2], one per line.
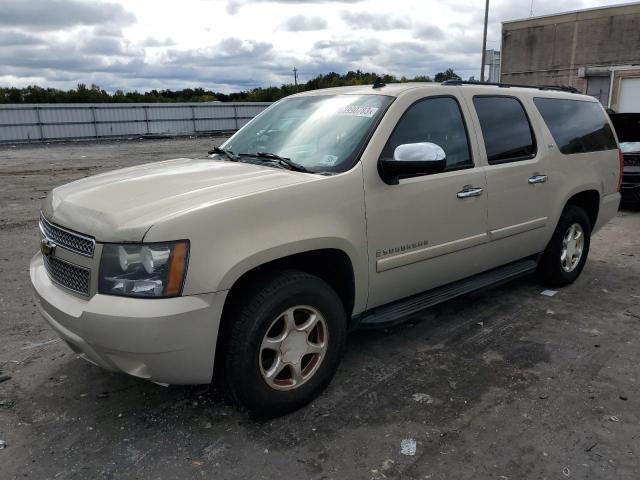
[533, 98, 618, 154]
[222, 94, 392, 173]
[473, 96, 536, 164]
[380, 96, 473, 172]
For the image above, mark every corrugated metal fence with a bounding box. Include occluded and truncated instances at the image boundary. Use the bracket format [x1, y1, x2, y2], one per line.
[0, 102, 271, 143]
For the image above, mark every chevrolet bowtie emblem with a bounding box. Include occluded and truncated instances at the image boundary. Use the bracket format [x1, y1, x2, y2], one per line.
[40, 238, 56, 257]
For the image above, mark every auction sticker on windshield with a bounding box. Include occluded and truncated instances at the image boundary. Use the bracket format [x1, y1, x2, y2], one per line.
[336, 105, 380, 118]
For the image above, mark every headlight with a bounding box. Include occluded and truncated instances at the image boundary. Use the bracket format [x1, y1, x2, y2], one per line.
[99, 241, 189, 298]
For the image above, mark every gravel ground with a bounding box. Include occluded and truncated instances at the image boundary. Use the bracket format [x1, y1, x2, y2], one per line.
[1, 137, 639, 479]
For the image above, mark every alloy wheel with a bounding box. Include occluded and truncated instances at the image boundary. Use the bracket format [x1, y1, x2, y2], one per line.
[561, 223, 585, 273]
[259, 305, 328, 391]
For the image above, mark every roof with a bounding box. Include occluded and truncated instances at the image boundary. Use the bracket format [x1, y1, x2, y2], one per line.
[291, 82, 595, 101]
[503, 1, 640, 26]
[291, 82, 439, 97]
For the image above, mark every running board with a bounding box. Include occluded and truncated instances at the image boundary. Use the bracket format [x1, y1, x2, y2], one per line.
[354, 258, 538, 329]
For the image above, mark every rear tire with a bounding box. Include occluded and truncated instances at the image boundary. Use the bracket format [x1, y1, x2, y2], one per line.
[538, 205, 591, 287]
[222, 270, 347, 417]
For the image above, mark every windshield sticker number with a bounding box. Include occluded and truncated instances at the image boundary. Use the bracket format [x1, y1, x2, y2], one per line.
[336, 106, 380, 118]
[318, 154, 339, 166]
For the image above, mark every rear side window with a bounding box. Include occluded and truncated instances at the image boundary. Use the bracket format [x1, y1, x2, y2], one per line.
[533, 98, 617, 154]
[473, 96, 536, 164]
[381, 96, 473, 172]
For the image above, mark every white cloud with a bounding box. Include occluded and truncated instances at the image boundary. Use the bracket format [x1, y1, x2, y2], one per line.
[282, 15, 328, 31]
[0, 0, 135, 29]
[340, 11, 412, 30]
[227, 0, 365, 15]
[141, 36, 176, 47]
[0, 0, 636, 92]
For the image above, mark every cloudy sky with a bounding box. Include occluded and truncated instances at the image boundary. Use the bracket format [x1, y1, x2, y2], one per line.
[0, 0, 634, 93]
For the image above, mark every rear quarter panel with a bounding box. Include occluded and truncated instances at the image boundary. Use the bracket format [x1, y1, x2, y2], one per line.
[527, 94, 620, 236]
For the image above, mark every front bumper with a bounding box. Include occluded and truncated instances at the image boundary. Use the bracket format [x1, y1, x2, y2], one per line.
[30, 253, 227, 385]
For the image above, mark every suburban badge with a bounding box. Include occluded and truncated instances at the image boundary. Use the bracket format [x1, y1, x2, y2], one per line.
[376, 240, 429, 258]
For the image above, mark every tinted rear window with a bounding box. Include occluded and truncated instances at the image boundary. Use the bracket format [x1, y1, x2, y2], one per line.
[533, 98, 617, 154]
[473, 96, 536, 164]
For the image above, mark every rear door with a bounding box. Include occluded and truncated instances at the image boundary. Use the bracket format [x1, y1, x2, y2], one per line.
[465, 94, 552, 260]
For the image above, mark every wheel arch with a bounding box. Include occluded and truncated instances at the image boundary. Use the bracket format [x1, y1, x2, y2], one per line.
[223, 248, 357, 316]
[217, 236, 364, 299]
[564, 189, 600, 229]
[213, 246, 360, 382]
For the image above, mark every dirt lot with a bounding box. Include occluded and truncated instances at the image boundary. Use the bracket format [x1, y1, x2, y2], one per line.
[1, 137, 639, 479]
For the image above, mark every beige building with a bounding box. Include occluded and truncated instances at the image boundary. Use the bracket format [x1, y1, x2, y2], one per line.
[500, 3, 640, 112]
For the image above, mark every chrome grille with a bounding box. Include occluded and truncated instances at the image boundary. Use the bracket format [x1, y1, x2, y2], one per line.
[43, 255, 90, 296]
[39, 214, 95, 257]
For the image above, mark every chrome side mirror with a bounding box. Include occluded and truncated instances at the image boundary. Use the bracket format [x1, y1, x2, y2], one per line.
[394, 142, 446, 162]
[379, 142, 447, 184]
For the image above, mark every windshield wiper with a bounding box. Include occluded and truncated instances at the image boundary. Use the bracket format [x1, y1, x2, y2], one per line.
[208, 146, 239, 161]
[238, 152, 309, 173]
[258, 152, 309, 172]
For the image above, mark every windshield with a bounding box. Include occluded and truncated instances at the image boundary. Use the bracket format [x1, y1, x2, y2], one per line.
[222, 94, 392, 173]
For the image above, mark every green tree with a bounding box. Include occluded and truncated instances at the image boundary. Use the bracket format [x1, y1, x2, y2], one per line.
[0, 69, 462, 104]
[434, 69, 461, 82]
[409, 75, 433, 82]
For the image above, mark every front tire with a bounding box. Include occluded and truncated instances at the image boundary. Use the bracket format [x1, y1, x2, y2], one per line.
[538, 205, 591, 287]
[223, 270, 347, 417]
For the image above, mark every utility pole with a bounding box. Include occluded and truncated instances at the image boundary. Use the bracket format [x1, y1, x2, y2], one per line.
[293, 67, 299, 91]
[480, 0, 489, 82]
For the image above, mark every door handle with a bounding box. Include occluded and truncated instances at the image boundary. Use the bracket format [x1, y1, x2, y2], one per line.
[457, 186, 484, 199]
[528, 174, 548, 184]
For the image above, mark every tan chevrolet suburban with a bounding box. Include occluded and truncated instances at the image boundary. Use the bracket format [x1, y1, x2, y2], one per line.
[30, 81, 622, 416]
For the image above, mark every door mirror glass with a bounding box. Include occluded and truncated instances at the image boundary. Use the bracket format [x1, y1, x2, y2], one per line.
[380, 142, 447, 184]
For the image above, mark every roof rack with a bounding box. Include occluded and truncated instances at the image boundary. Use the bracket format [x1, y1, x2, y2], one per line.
[441, 80, 580, 93]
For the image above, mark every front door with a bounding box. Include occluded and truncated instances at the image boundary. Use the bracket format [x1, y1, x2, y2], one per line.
[363, 92, 490, 309]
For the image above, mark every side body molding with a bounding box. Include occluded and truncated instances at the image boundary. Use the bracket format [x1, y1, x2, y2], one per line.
[376, 233, 490, 272]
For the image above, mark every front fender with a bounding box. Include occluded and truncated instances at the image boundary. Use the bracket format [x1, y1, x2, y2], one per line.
[143, 166, 370, 314]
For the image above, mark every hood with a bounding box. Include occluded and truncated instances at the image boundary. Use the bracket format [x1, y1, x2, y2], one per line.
[43, 158, 315, 242]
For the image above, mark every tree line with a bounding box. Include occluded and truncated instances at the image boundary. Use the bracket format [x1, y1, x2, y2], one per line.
[0, 69, 463, 104]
